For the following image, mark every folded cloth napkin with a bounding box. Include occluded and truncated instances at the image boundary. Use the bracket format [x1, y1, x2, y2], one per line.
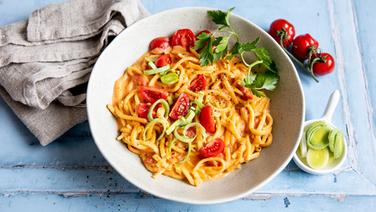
[0, 0, 149, 145]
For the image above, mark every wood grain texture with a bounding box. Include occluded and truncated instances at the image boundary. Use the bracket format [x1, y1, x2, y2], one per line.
[0, 0, 375, 211]
[0, 193, 374, 212]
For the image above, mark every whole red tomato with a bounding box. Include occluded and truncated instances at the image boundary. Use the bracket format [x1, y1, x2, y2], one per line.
[269, 19, 295, 47]
[292, 33, 319, 61]
[312, 53, 335, 76]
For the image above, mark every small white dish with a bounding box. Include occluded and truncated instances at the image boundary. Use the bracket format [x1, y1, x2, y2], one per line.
[293, 90, 347, 175]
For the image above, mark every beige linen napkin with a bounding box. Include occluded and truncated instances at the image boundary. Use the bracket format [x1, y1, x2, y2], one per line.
[0, 0, 149, 145]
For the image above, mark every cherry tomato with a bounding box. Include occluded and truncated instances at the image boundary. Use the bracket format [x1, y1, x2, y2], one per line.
[169, 93, 190, 120]
[155, 54, 172, 67]
[199, 138, 225, 158]
[236, 84, 253, 100]
[149, 37, 170, 50]
[137, 103, 150, 118]
[137, 103, 162, 119]
[139, 86, 168, 103]
[170, 29, 196, 50]
[199, 105, 216, 133]
[185, 127, 196, 138]
[269, 19, 295, 47]
[196, 29, 211, 38]
[312, 53, 335, 76]
[133, 74, 147, 86]
[189, 74, 206, 92]
[291, 33, 319, 61]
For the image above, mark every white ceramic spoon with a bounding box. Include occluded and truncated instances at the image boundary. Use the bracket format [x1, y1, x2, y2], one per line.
[293, 90, 347, 174]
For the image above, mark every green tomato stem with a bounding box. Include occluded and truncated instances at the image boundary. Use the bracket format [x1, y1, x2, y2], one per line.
[279, 38, 319, 82]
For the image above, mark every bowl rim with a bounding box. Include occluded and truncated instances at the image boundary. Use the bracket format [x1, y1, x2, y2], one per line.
[87, 6, 305, 204]
[292, 119, 347, 175]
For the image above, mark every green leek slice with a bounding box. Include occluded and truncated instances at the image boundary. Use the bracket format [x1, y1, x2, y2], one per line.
[160, 72, 179, 84]
[299, 132, 308, 158]
[333, 131, 344, 159]
[144, 64, 170, 75]
[147, 99, 170, 121]
[306, 148, 329, 169]
[142, 118, 169, 141]
[306, 122, 331, 150]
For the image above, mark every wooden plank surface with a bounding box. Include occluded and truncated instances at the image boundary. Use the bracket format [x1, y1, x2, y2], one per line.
[0, 0, 375, 211]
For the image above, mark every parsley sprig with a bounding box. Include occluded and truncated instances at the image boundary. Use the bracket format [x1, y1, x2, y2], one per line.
[194, 7, 279, 97]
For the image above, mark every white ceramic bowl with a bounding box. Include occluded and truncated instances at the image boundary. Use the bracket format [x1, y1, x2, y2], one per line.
[87, 7, 305, 204]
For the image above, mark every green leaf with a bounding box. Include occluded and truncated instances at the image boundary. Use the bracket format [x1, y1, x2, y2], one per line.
[243, 73, 256, 87]
[194, 32, 211, 50]
[215, 36, 230, 53]
[198, 37, 214, 66]
[230, 38, 260, 56]
[240, 37, 260, 51]
[230, 42, 241, 55]
[207, 7, 234, 28]
[243, 71, 279, 97]
[252, 71, 279, 91]
[251, 47, 277, 73]
[213, 51, 225, 62]
[251, 88, 265, 97]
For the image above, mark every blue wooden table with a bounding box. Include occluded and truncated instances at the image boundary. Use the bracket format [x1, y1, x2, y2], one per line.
[1, 0, 375, 211]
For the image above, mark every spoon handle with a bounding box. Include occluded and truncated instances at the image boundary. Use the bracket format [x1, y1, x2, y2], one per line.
[322, 90, 341, 122]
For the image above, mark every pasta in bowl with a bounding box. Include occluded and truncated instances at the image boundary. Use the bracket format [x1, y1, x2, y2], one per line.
[87, 7, 304, 204]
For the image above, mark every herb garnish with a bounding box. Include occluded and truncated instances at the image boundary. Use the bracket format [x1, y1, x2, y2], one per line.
[195, 8, 279, 97]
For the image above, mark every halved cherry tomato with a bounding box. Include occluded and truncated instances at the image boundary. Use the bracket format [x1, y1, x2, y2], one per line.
[170, 29, 196, 50]
[189, 74, 206, 92]
[169, 93, 190, 120]
[312, 53, 335, 76]
[137, 103, 150, 118]
[199, 105, 216, 133]
[154, 54, 172, 68]
[137, 103, 162, 119]
[196, 29, 211, 38]
[149, 37, 170, 50]
[185, 127, 196, 138]
[236, 83, 253, 100]
[199, 138, 225, 158]
[139, 86, 168, 103]
[291, 33, 319, 61]
[269, 19, 295, 47]
[133, 74, 147, 86]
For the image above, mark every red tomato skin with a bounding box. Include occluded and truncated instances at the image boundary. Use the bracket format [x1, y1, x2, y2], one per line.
[169, 93, 190, 120]
[139, 86, 168, 103]
[236, 84, 253, 100]
[185, 127, 196, 138]
[199, 138, 225, 158]
[269, 19, 295, 47]
[149, 37, 170, 50]
[170, 29, 196, 49]
[137, 103, 162, 119]
[312, 53, 335, 76]
[137, 103, 150, 118]
[196, 29, 211, 38]
[291, 33, 319, 61]
[133, 74, 147, 86]
[189, 74, 206, 92]
[155, 54, 172, 67]
[199, 105, 216, 133]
